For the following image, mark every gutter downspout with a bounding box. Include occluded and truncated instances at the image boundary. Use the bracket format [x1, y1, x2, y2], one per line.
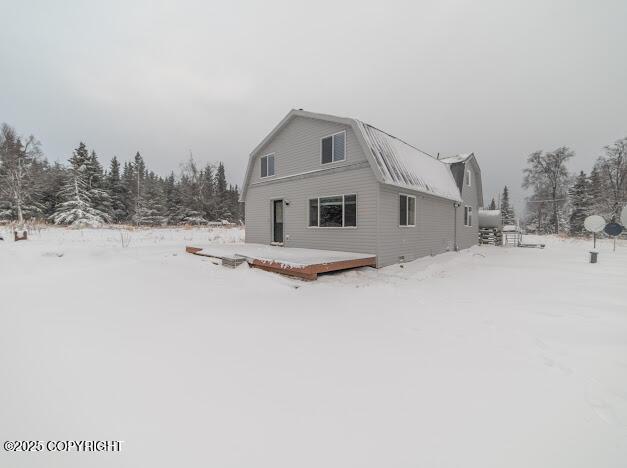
[453, 202, 460, 251]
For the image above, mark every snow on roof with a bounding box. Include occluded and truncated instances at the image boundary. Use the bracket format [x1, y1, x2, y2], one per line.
[241, 109, 466, 203]
[440, 153, 474, 164]
[354, 121, 462, 202]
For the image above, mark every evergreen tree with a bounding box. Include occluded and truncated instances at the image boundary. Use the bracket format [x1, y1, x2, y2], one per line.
[106, 157, 128, 222]
[51, 163, 109, 227]
[500, 186, 515, 225]
[37, 161, 66, 218]
[86, 150, 112, 218]
[214, 162, 229, 220]
[163, 172, 184, 224]
[568, 171, 592, 236]
[134, 172, 167, 226]
[129, 152, 146, 224]
[202, 163, 215, 221]
[488, 198, 497, 210]
[121, 161, 135, 221]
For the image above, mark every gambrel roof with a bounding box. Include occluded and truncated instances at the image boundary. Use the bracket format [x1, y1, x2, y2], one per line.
[241, 109, 466, 203]
[441, 152, 484, 208]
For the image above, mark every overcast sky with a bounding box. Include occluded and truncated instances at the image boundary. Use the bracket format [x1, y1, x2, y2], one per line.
[2, 0, 626, 210]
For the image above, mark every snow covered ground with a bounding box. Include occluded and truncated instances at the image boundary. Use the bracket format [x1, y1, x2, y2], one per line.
[1, 226, 626, 467]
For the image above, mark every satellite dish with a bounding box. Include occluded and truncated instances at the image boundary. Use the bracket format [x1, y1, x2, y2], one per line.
[621, 205, 627, 226]
[584, 215, 606, 233]
[604, 223, 624, 237]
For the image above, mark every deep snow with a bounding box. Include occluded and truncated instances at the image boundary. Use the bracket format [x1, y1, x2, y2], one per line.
[1, 226, 626, 468]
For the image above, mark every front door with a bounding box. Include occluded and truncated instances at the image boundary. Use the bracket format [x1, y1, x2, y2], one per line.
[272, 199, 284, 244]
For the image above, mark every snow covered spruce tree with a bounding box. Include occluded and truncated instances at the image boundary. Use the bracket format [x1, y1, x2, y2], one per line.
[488, 198, 497, 210]
[134, 172, 167, 226]
[500, 186, 515, 225]
[568, 171, 592, 236]
[106, 156, 128, 222]
[51, 143, 110, 227]
[0, 124, 43, 223]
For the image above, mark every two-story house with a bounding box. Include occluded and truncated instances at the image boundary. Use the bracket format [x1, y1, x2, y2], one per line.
[240, 109, 483, 267]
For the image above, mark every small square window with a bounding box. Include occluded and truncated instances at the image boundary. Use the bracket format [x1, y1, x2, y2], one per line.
[261, 154, 275, 178]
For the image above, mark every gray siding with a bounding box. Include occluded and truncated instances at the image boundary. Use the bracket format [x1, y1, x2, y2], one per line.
[456, 162, 481, 249]
[377, 185, 456, 267]
[245, 166, 379, 255]
[249, 116, 366, 186]
[243, 114, 483, 268]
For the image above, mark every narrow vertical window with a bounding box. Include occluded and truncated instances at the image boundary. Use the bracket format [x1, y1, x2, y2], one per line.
[344, 194, 356, 227]
[399, 194, 416, 227]
[466, 169, 471, 186]
[464, 206, 473, 226]
[260, 154, 275, 178]
[333, 132, 345, 161]
[400, 194, 408, 226]
[309, 199, 319, 227]
[321, 137, 333, 164]
[408, 196, 416, 226]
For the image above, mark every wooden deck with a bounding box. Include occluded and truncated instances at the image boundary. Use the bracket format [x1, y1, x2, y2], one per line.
[185, 245, 376, 280]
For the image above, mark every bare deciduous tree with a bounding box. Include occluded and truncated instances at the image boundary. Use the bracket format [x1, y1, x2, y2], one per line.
[523, 147, 573, 234]
[0, 123, 42, 224]
[595, 137, 627, 221]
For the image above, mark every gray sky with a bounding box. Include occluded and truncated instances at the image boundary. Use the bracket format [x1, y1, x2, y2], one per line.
[2, 0, 626, 211]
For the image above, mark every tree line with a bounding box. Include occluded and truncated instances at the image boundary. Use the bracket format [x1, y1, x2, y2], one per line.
[520, 138, 626, 236]
[0, 123, 242, 227]
[484, 137, 626, 236]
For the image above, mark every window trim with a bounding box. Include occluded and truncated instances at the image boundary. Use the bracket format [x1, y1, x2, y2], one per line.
[260, 153, 275, 178]
[399, 193, 416, 228]
[307, 193, 357, 229]
[464, 205, 473, 227]
[466, 169, 472, 187]
[320, 131, 347, 165]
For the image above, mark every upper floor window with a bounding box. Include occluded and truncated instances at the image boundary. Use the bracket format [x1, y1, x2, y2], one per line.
[399, 194, 416, 227]
[308, 194, 356, 227]
[465, 169, 471, 186]
[464, 206, 473, 226]
[261, 154, 275, 178]
[321, 131, 346, 164]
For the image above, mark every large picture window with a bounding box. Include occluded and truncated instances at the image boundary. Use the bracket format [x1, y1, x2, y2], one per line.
[399, 194, 416, 226]
[260, 154, 275, 178]
[308, 194, 356, 227]
[321, 132, 346, 164]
